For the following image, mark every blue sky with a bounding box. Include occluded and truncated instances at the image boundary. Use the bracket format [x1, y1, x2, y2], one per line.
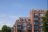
[0, 0, 47, 30]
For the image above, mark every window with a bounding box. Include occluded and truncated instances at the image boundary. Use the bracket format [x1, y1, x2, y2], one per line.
[34, 30, 38, 32]
[40, 14, 44, 17]
[22, 30, 26, 32]
[28, 19, 31, 21]
[22, 23, 26, 30]
[17, 25, 21, 27]
[35, 14, 38, 15]
[18, 22, 21, 25]
[22, 26, 26, 30]
[34, 25, 38, 30]
[27, 25, 31, 30]
[34, 21, 38, 25]
[34, 14, 38, 17]
[34, 15, 38, 18]
[34, 14, 38, 20]
[22, 23, 26, 26]
[34, 18, 38, 20]
[17, 25, 21, 30]
[34, 20, 38, 22]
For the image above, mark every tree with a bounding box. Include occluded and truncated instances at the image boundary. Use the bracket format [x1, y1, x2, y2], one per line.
[2, 25, 11, 32]
[0, 30, 2, 32]
[42, 10, 48, 32]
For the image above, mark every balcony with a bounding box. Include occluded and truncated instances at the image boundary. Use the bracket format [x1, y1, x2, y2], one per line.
[21, 25, 26, 30]
[34, 26, 38, 30]
[27, 24, 32, 30]
[34, 21, 38, 25]
[27, 27, 32, 30]
[17, 27, 21, 30]
[34, 18, 38, 20]
[34, 30, 38, 32]
[17, 25, 21, 30]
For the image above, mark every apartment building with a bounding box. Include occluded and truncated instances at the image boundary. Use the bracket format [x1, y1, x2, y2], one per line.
[29, 9, 47, 32]
[12, 9, 47, 32]
[12, 17, 32, 32]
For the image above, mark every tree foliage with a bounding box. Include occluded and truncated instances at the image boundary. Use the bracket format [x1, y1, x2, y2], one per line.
[1, 25, 11, 32]
[42, 10, 48, 32]
[0, 30, 2, 32]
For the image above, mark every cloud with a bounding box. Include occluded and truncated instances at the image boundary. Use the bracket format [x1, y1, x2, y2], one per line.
[0, 14, 18, 30]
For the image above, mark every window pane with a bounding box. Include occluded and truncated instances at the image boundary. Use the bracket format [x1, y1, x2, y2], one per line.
[34, 21, 38, 25]
[34, 25, 38, 30]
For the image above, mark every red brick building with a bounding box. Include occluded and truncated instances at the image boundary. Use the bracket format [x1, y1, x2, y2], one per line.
[29, 9, 46, 32]
[12, 9, 47, 32]
[11, 17, 32, 32]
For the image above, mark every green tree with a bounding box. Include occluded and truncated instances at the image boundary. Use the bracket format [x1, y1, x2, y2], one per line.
[0, 30, 2, 32]
[42, 10, 48, 32]
[2, 25, 11, 32]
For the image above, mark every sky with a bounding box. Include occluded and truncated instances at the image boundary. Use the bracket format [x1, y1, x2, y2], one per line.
[0, 0, 47, 30]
